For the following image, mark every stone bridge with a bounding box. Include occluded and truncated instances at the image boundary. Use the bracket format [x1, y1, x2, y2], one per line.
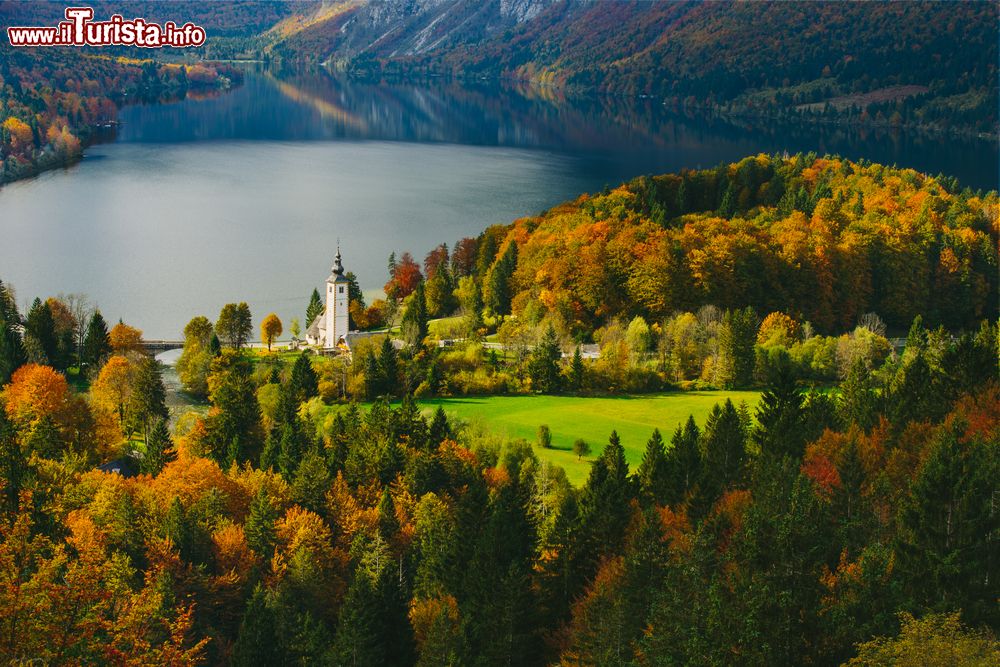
[141, 340, 185, 354]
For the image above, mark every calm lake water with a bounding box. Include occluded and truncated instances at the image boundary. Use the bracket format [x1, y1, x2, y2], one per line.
[1, 67, 995, 338]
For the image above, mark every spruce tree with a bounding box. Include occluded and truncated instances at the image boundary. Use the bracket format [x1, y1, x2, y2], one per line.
[754, 358, 807, 461]
[129, 355, 168, 444]
[569, 345, 585, 393]
[140, 418, 171, 476]
[377, 337, 398, 395]
[529, 325, 562, 393]
[290, 449, 331, 515]
[245, 487, 278, 560]
[428, 406, 451, 447]
[697, 400, 747, 513]
[24, 298, 57, 365]
[363, 350, 381, 400]
[486, 240, 517, 317]
[896, 423, 999, 626]
[400, 281, 429, 347]
[163, 496, 193, 561]
[232, 585, 282, 667]
[0, 280, 25, 385]
[81, 309, 111, 369]
[306, 288, 323, 327]
[636, 428, 669, 505]
[289, 352, 319, 402]
[664, 415, 701, 506]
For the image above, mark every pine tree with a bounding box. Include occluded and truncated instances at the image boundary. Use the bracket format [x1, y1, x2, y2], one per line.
[378, 337, 398, 396]
[305, 288, 323, 326]
[664, 415, 701, 506]
[839, 357, 879, 430]
[636, 428, 669, 505]
[140, 418, 171, 476]
[896, 423, 1000, 626]
[575, 431, 633, 572]
[24, 298, 57, 366]
[717, 307, 757, 388]
[290, 449, 331, 515]
[81, 309, 111, 369]
[232, 585, 281, 667]
[289, 352, 319, 402]
[486, 240, 517, 317]
[400, 281, 429, 347]
[0, 407, 27, 515]
[129, 355, 168, 444]
[163, 496, 193, 561]
[697, 400, 747, 513]
[245, 488, 278, 560]
[754, 359, 807, 461]
[529, 325, 562, 393]
[0, 280, 25, 385]
[363, 350, 381, 400]
[428, 406, 451, 447]
[569, 345, 585, 393]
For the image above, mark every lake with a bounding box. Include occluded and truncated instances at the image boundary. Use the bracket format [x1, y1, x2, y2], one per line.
[0, 66, 995, 339]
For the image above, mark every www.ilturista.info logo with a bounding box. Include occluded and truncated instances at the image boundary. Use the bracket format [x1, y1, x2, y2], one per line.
[7, 7, 206, 47]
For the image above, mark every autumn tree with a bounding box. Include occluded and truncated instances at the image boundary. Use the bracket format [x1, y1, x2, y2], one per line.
[91, 355, 136, 437]
[260, 313, 282, 351]
[176, 315, 215, 398]
[109, 321, 144, 356]
[385, 251, 423, 302]
[217, 302, 252, 350]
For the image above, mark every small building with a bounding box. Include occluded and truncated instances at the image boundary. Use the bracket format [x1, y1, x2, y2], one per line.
[305, 247, 351, 350]
[97, 457, 139, 478]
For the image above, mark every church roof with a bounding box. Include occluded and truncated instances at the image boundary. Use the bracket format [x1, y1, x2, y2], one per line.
[327, 248, 350, 283]
[306, 311, 326, 337]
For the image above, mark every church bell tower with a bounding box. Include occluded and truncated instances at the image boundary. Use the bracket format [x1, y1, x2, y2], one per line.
[324, 247, 350, 348]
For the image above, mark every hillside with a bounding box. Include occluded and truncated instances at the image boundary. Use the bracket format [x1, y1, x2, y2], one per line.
[270, 0, 999, 135]
[391, 154, 999, 338]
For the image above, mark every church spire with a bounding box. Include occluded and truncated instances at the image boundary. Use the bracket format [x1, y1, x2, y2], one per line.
[332, 243, 344, 277]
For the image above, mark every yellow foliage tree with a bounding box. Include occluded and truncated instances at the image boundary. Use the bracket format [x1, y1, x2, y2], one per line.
[109, 322, 144, 355]
[2, 117, 32, 146]
[2, 363, 71, 429]
[90, 355, 136, 437]
[260, 313, 282, 351]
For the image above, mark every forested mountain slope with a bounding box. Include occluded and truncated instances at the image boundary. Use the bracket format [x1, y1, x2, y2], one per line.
[460, 154, 999, 337]
[270, 0, 998, 135]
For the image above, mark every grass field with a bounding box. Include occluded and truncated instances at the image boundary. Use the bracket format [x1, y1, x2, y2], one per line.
[419, 391, 761, 485]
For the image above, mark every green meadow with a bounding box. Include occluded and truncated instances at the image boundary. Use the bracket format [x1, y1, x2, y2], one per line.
[418, 392, 761, 485]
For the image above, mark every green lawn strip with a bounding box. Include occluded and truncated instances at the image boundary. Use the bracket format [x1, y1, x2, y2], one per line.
[417, 391, 761, 485]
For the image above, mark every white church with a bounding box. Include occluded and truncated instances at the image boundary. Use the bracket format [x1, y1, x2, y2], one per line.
[305, 248, 351, 350]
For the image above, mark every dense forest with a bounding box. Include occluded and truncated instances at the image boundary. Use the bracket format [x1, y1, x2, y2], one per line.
[1, 154, 998, 663]
[387, 154, 997, 335]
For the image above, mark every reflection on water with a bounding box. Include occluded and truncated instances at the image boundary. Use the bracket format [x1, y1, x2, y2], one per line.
[117, 66, 996, 189]
[0, 67, 994, 339]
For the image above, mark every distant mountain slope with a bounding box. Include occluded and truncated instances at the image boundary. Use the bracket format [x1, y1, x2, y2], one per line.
[267, 0, 559, 62]
[270, 0, 998, 135]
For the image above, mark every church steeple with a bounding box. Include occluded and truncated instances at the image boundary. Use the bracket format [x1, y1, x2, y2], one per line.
[332, 244, 345, 277]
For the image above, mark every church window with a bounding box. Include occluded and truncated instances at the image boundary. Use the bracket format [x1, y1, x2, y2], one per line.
[339, 286, 344, 293]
